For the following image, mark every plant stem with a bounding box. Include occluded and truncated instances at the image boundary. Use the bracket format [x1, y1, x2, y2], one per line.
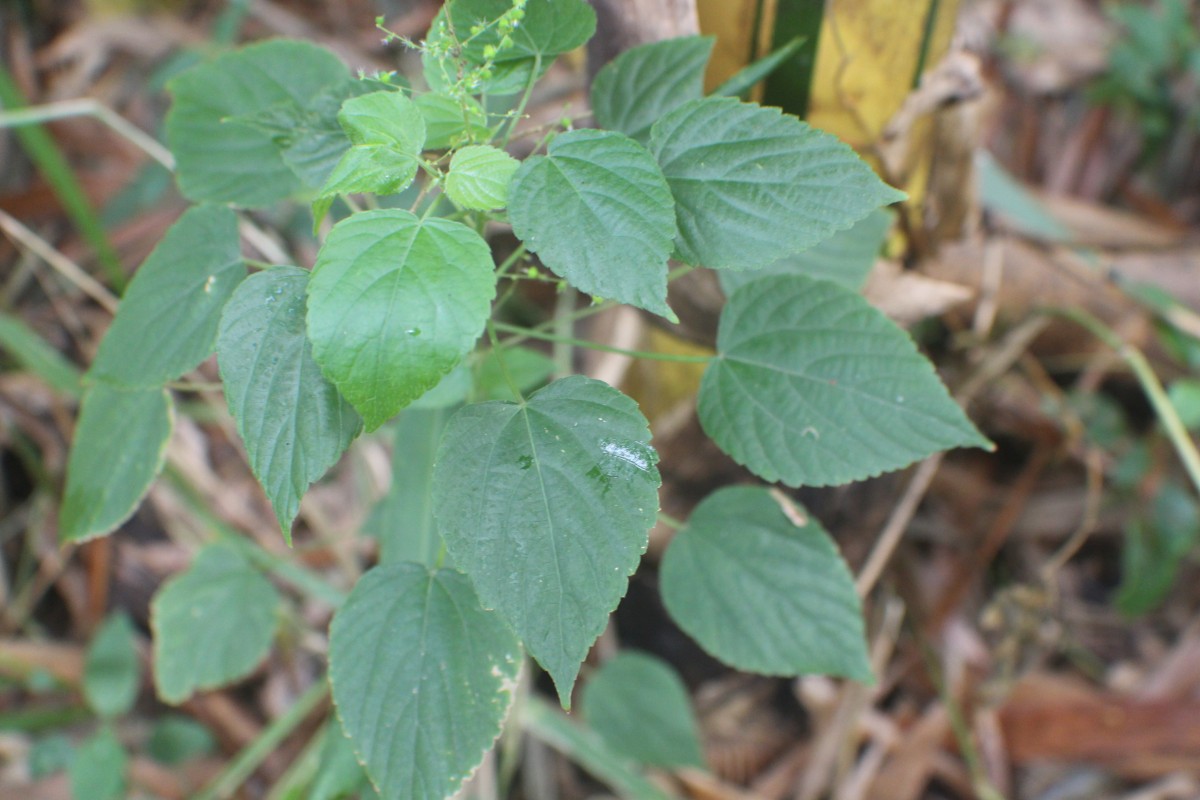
[1048, 306, 1200, 498]
[492, 321, 713, 364]
[552, 287, 577, 379]
[486, 321, 526, 403]
[192, 678, 328, 800]
[501, 53, 542, 148]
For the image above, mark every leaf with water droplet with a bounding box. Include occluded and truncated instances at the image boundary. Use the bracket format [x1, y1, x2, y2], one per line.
[433, 376, 660, 705]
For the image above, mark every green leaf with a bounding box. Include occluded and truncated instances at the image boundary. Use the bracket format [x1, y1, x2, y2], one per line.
[649, 97, 905, 270]
[69, 727, 126, 800]
[451, 0, 596, 63]
[509, 129, 677, 318]
[433, 376, 660, 704]
[60, 384, 173, 543]
[446, 145, 519, 210]
[719, 207, 892, 296]
[319, 91, 426, 197]
[217, 267, 362, 541]
[1168, 378, 1200, 429]
[307, 210, 496, 430]
[590, 36, 714, 145]
[28, 734, 73, 778]
[581, 652, 705, 769]
[166, 40, 348, 206]
[414, 92, 490, 149]
[0, 311, 81, 396]
[310, 720, 377, 800]
[151, 544, 281, 704]
[234, 78, 387, 190]
[83, 613, 140, 719]
[329, 564, 521, 800]
[699, 275, 990, 486]
[89, 205, 244, 388]
[146, 716, 215, 765]
[660, 486, 872, 680]
[364, 407, 453, 567]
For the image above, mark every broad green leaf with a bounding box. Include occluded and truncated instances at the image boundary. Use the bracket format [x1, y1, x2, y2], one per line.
[719, 207, 892, 296]
[590, 36, 714, 145]
[319, 91, 426, 197]
[699, 275, 990, 487]
[364, 407, 453, 567]
[0, 312, 81, 396]
[660, 486, 872, 680]
[311, 720, 377, 800]
[307, 210, 496, 430]
[414, 93, 489, 150]
[446, 145, 519, 210]
[60, 385, 172, 543]
[433, 376, 660, 704]
[218, 268, 362, 541]
[166, 40, 348, 206]
[329, 564, 520, 800]
[233, 78, 387, 190]
[89, 205, 244, 388]
[581, 652, 705, 769]
[69, 727, 126, 800]
[649, 97, 905, 270]
[451, 0, 596, 63]
[146, 716, 215, 765]
[83, 613, 140, 718]
[509, 129, 677, 318]
[151, 544, 281, 704]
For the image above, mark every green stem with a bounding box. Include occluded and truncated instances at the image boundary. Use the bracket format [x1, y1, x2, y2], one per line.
[656, 512, 685, 530]
[1048, 307, 1200, 499]
[552, 287, 577, 379]
[501, 52, 542, 148]
[492, 321, 714, 364]
[192, 679, 328, 800]
[494, 243, 528, 279]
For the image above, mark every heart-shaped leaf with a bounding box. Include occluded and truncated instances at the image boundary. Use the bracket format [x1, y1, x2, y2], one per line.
[699, 275, 991, 486]
[509, 129, 677, 318]
[306, 210, 496, 430]
[329, 564, 520, 800]
[433, 376, 660, 704]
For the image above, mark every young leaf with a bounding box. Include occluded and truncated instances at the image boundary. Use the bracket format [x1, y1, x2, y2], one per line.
[83, 613, 141, 719]
[60, 385, 173, 543]
[89, 205, 244, 388]
[590, 36, 714, 145]
[451, 0, 596, 63]
[660, 486, 872, 680]
[166, 40, 348, 206]
[433, 376, 660, 705]
[151, 544, 281, 704]
[146, 716, 215, 765]
[328, 564, 520, 800]
[509, 129, 678, 319]
[69, 727, 127, 800]
[649, 97, 905, 270]
[217, 267, 363, 541]
[414, 92, 489, 149]
[581, 652, 705, 769]
[319, 91, 426, 198]
[307, 210, 496, 430]
[446, 145, 519, 210]
[698, 275, 990, 486]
